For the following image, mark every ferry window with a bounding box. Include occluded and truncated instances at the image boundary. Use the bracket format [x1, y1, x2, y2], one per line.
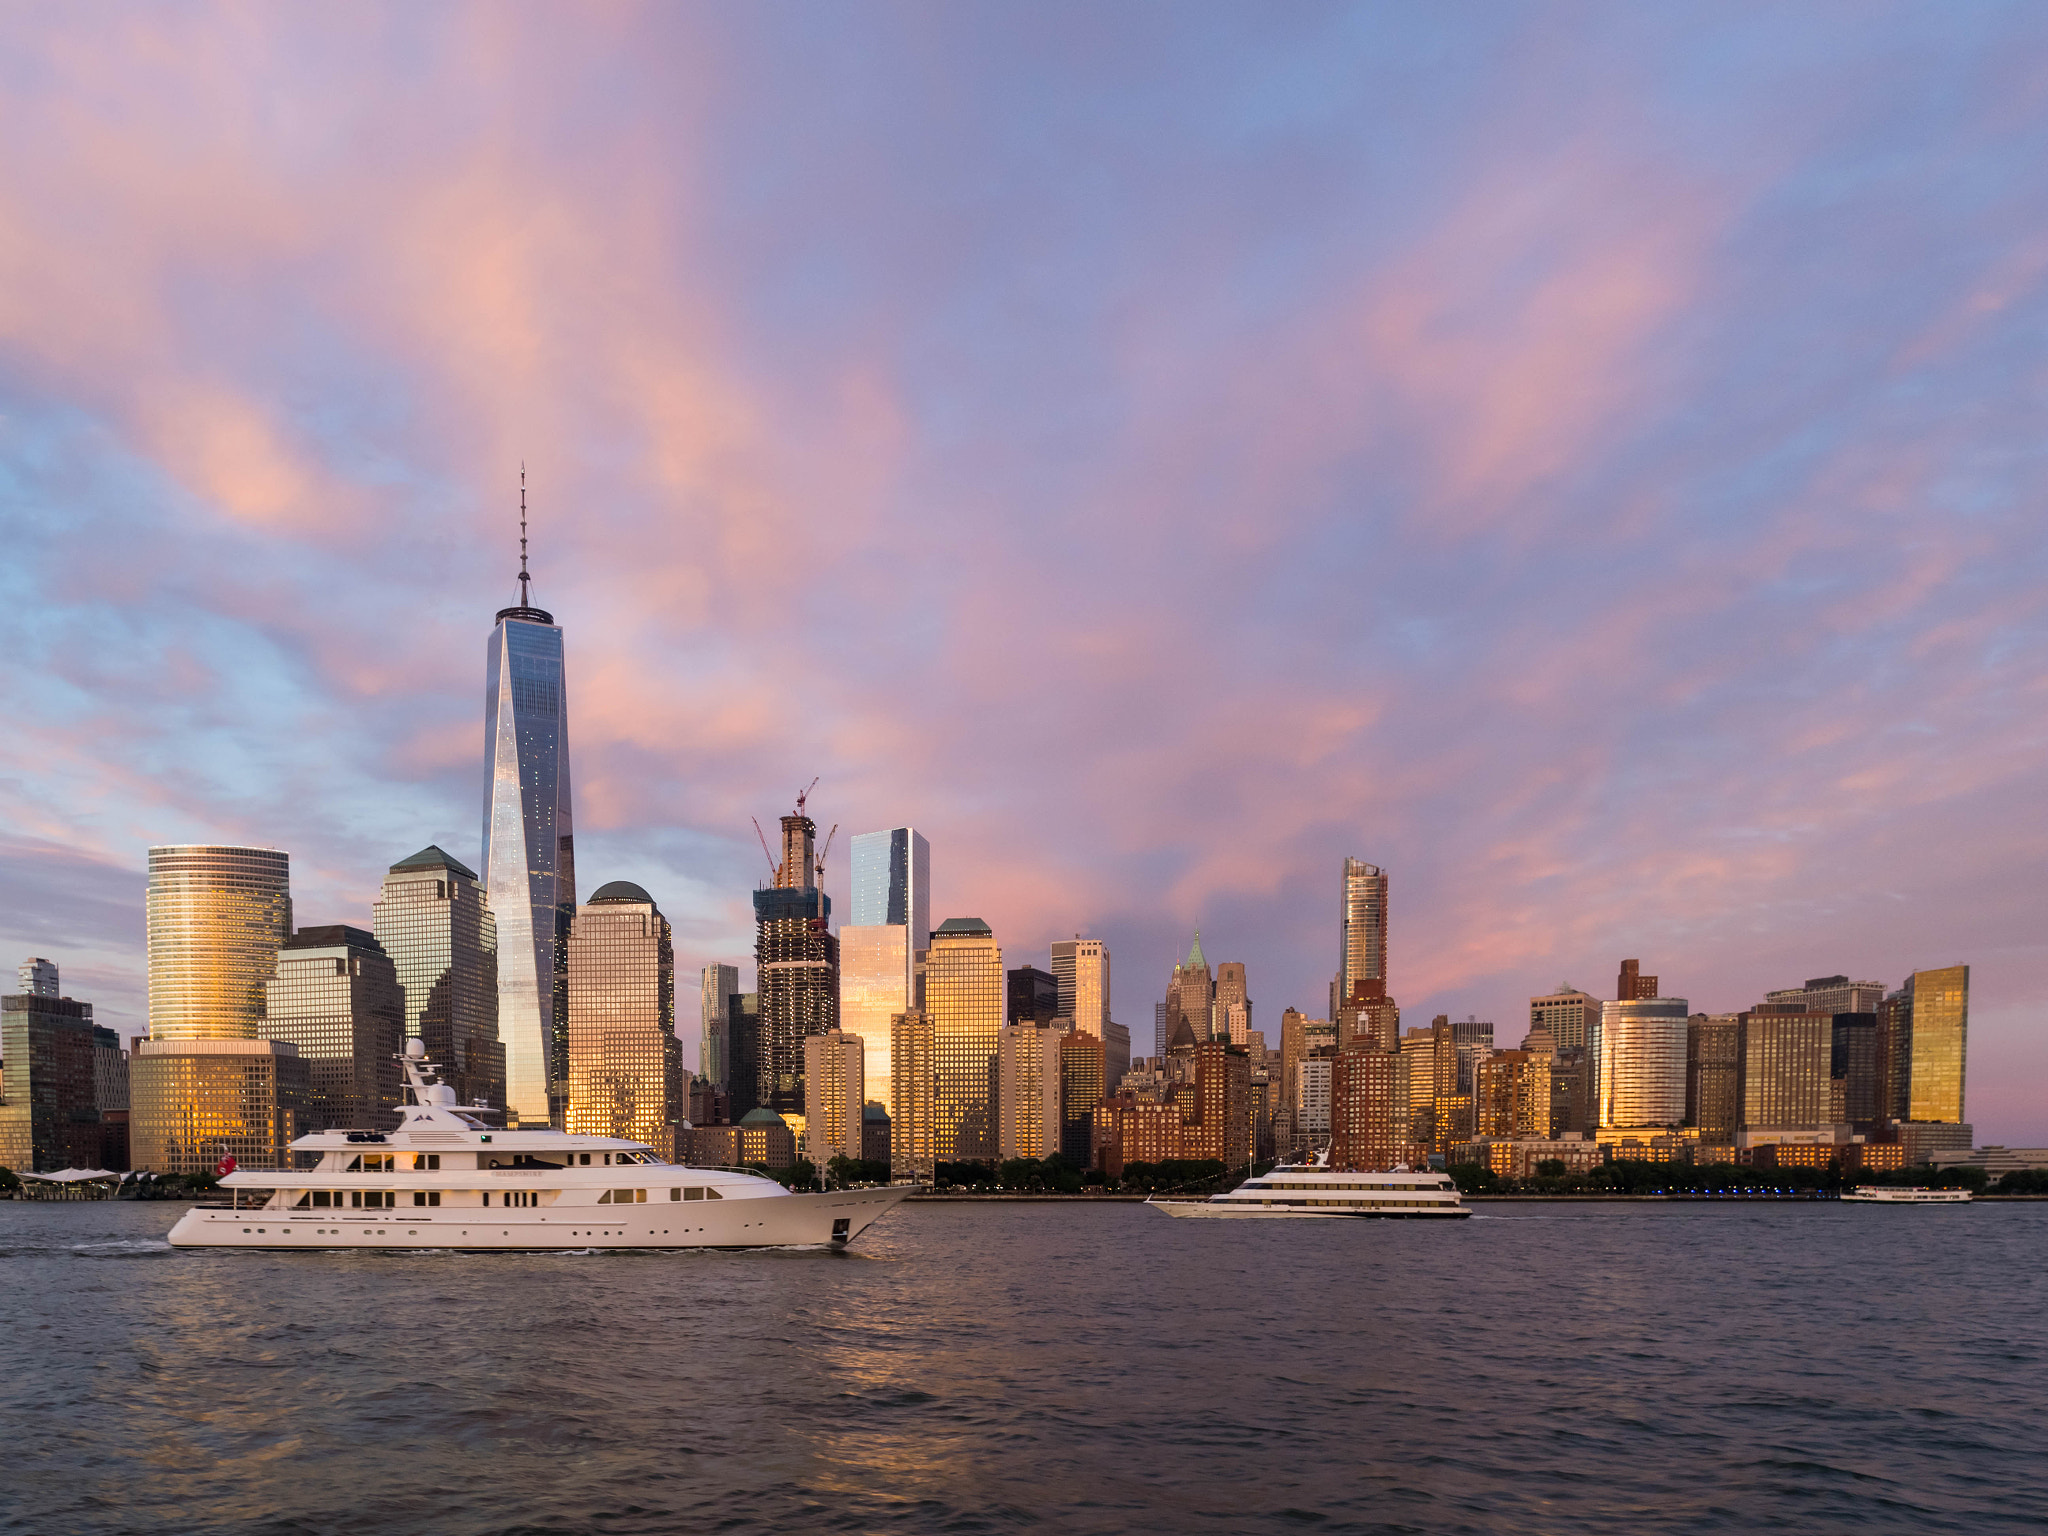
[579, 1153, 591, 1166]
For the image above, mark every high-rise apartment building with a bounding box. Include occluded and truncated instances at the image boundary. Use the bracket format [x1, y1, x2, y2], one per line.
[1616, 959, 1659, 1002]
[1214, 962, 1250, 1046]
[0, 965, 104, 1173]
[260, 925, 404, 1132]
[1278, 1008, 1308, 1114]
[1401, 1024, 1437, 1148]
[1686, 1014, 1740, 1143]
[145, 845, 292, 1039]
[996, 1022, 1062, 1160]
[1049, 939, 1110, 1039]
[1476, 1049, 1549, 1139]
[1764, 975, 1886, 1017]
[1334, 858, 1388, 1019]
[372, 846, 502, 1111]
[1007, 966, 1059, 1026]
[1297, 1055, 1333, 1141]
[1737, 1007, 1830, 1130]
[564, 882, 682, 1160]
[927, 918, 1002, 1161]
[1331, 1047, 1411, 1172]
[1884, 965, 1970, 1126]
[134, 845, 301, 1174]
[1591, 997, 1689, 1127]
[753, 810, 838, 1115]
[803, 1029, 866, 1167]
[1529, 986, 1602, 1053]
[698, 963, 739, 1090]
[839, 926, 910, 1114]
[482, 524, 576, 1129]
[890, 1008, 937, 1180]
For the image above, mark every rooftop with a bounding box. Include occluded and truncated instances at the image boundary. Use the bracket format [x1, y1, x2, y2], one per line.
[389, 844, 478, 880]
[588, 880, 656, 905]
[933, 917, 993, 938]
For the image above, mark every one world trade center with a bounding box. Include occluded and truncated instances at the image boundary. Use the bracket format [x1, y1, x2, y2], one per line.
[483, 491, 576, 1127]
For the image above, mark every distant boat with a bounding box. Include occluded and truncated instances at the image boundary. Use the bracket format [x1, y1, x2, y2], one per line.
[1840, 1186, 1971, 1204]
[1149, 1167, 1470, 1219]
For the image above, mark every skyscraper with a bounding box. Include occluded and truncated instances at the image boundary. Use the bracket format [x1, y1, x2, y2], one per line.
[1616, 959, 1659, 1001]
[482, 504, 576, 1129]
[261, 925, 405, 1132]
[1529, 986, 1601, 1053]
[1214, 962, 1250, 1046]
[698, 963, 739, 1089]
[1591, 997, 1689, 1128]
[753, 809, 837, 1114]
[1007, 966, 1059, 1025]
[372, 846, 503, 1111]
[1335, 858, 1388, 1017]
[1764, 975, 1886, 1016]
[18, 958, 57, 997]
[1736, 1007, 1830, 1130]
[0, 963, 103, 1173]
[565, 881, 682, 1160]
[850, 827, 931, 940]
[996, 1021, 1062, 1160]
[890, 1008, 937, 1180]
[1164, 934, 1214, 1045]
[803, 1029, 866, 1167]
[839, 926, 909, 1113]
[1686, 1014, 1740, 1143]
[926, 917, 1002, 1161]
[1886, 965, 1970, 1126]
[1049, 939, 1110, 1038]
[145, 845, 292, 1039]
[133, 845, 302, 1174]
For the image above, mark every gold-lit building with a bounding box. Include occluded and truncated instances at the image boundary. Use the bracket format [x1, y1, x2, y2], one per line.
[1475, 1048, 1550, 1139]
[1737, 1006, 1830, 1130]
[1059, 1027, 1107, 1164]
[260, 925, 403, 1132]
[564, 881, 681, 1160]
[372, 845, 503, 1112]
[1050, 939, 1110, 1039]
[926, 918, 1002, 1162]
[129, 1038, 308, 1174]
[890, 1008, 937, 1179]
[1591, 998, 1689, 1128]
[1893, 965, 1969, 1125]
[145, 845, 292, 1039]
[803, 1029, 866, 1166]
[1529, 985, 1602, 1054]
[1331, 1045, 1414, 1171]
[838, 923, 910, 1116]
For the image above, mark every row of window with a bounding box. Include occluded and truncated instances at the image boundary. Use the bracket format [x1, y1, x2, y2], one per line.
[290, 1187, 722, 1209]
[345, 1153, 442, 1172]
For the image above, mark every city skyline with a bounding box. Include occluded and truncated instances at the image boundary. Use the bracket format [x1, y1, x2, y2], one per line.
[0, 8, 2042, 1143]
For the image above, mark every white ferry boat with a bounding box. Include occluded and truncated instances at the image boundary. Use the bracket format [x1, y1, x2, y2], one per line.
[1149, 1166, 1470, 1219]
[1840, 1185, 1972, 1205]
[168, 1042, 911, 1251]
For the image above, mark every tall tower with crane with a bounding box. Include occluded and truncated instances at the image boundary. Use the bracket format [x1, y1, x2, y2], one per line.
[749, 780, 840, 1115]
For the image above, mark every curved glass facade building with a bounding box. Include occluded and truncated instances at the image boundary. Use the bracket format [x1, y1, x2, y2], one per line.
[145, 845, 292, 1040]
[1591, 997, 1690, 1127]
[483, 597, 576, 1128]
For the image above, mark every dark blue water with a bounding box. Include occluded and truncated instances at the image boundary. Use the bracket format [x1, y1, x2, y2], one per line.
[3, 1198, 2043, 1534]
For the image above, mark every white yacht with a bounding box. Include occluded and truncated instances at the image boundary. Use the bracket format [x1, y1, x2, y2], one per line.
[1149, 1166, 1470, 1219]
[168, 1042, 911, 1251]
[1841, 1185, 1972, 1204]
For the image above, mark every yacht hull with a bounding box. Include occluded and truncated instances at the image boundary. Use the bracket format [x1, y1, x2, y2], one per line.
[167, 1185, 911, 1251]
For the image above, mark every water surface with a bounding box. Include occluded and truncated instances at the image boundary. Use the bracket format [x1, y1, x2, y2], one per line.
[3, 1199, 2042, 1533]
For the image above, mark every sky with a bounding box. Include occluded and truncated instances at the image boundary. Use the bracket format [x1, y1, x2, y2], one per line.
[0, 4, 2043, 1141]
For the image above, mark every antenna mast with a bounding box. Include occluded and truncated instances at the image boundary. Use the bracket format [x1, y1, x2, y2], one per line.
[518, 465, 531, 607]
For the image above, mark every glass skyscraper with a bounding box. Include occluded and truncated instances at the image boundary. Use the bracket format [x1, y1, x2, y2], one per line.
[145, 845, 292, 1039]
[844, 827, 930, 1115]
[926, 917, 1002, 1161]
[1335, 857, 1388, 1017]
[372, 846, 503, 1112]
[1049, 939, 1111, 1039]
[850, 827, 931, 938]
[1896, 964, 1969, 1125]
[699, 963, 739, 1089]
[1591, 997, 1690, 1127]
[483, 567, 575, 1128]
[260, 924, 404, 1132]
[565, 881, 682, 1160]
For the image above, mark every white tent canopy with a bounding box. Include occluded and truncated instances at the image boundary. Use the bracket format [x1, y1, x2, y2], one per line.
[18, 1168, 123, 1183]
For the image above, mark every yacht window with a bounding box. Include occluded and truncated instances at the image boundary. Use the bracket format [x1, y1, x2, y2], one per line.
[706, 1188, 722, 1201]
[293, 1194, 310, 1208]
[411, 1154, 440, 1171]
[684, 1188, 703, 1202]
[579, 1153, 591, 1166]
[603, 1153, 612, 1166]
[412, 1191, 441, 1207]
[312, 1190, 332, 1208]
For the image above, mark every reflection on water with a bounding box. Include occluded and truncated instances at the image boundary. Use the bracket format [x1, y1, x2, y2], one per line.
[3, 1200, 2045, 1532]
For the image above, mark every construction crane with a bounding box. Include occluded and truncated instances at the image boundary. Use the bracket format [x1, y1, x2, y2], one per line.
[813, 823, 838, 925]
[795, 776, 820, 819]
[751, 816, 780, 886]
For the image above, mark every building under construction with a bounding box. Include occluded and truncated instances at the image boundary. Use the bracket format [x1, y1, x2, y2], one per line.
[752, 793, 839, 1115]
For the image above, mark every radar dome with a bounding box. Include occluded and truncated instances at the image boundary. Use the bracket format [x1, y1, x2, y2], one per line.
[405, 1037, 426, 1059]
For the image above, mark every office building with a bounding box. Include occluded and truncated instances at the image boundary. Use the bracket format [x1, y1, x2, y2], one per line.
[861, 1102, 891, 1164]
[839, 926, 910, 1114]
[1686, 1014, 1740, 1143]
[482, 523, 577, 1129]
[849, 827, 931, 942]
[1831, 1013, 1882, 1132]
[0, 966, 104, 1173]
[372, 846, 503, 1111]
[753, 810, 838, 1114]
[564, 882, 682, 1160]
[260, 925, 404, 1132]
[1885, 965, 1970, 1126]
[726, 991, 762, 1119]
[1334, 857, 1388, 1019]
[1616, 959, 1660, 1002]
[1214, 962, 1250, 1046]
[1591, 997, 1689, 1128]
[1050, 939, 1110, 1039]
[1737, 1006, 1830, 1131]
[997, 1021, 1062, 1160]
[890, 1008, 937, 1180]
[1103, 1019, 1131, 1089]
[1765, 975, 1886, 1017]
[1163, 934, 1215, 1047]
[145, 845, 293, 1039]
[1007, 966, 1059, 1025]
[698, 963, 739, 1089]
[803, 1029, 866, 1167]
[1059, 1028, 1107, 1164]
[1400, 1024, 1437, 1148]
[130, 1038, 308, 1174]
[927, 919, 1002, 1161]
[1529, 986, 1602, 1053]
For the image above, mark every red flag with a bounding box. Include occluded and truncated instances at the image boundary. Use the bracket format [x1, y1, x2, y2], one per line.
[216, 1154, 237, 1177]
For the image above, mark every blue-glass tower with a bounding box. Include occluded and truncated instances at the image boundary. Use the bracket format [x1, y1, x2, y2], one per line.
[482, 491, 575, 1127]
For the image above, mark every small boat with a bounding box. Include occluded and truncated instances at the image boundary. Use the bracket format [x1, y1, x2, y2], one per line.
[1148, 1164, 1469, 1219]
[1840, 1185, 1972, 1204]
[168, 1040, 911, 1251]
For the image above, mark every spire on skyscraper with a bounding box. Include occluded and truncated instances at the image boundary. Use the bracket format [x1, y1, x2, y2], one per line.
[497, 467, 554, 626]
[1186, 931, 1207, 969]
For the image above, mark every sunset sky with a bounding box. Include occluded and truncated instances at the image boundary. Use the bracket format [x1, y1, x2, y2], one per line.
[1, 5, 2043, 1139]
